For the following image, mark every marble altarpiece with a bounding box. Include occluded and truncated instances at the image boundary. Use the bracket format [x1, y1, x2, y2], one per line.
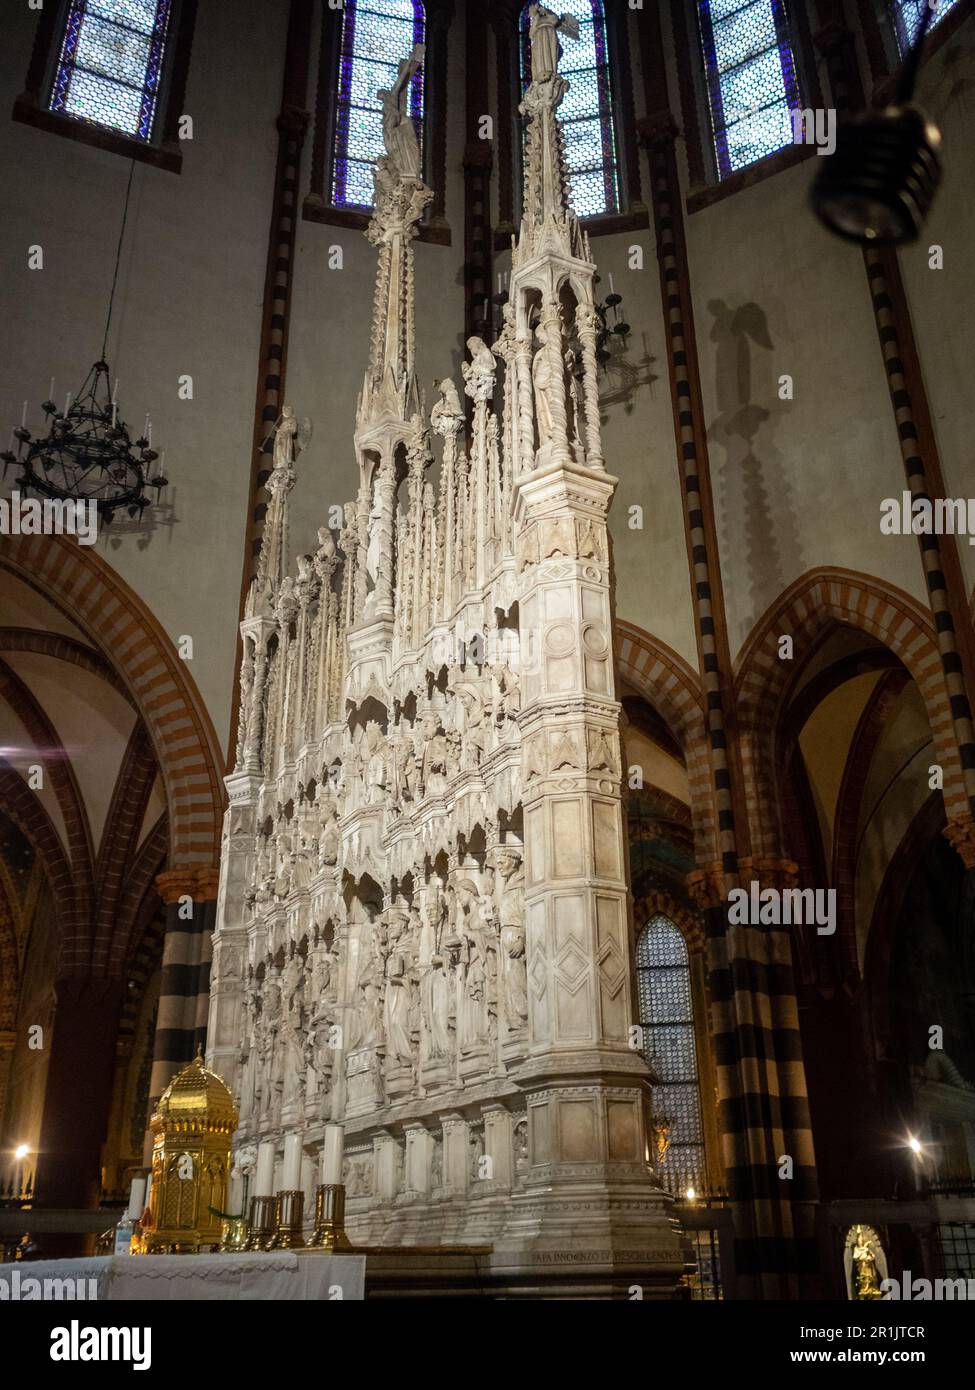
[207, 12, 685, 1291]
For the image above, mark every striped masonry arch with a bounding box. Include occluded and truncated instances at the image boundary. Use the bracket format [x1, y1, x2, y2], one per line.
[0, 533, 224, 867]
[0, 536, 225, 1113]
[616, 618, 717, 868]
[735, 567, 970, 863]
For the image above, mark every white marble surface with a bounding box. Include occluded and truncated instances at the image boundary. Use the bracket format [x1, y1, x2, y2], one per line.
[0, 1252, 365, 1301]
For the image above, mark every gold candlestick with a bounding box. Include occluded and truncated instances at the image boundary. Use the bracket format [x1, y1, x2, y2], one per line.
[268, 1190, 306, 1249]
[245, 1194, 276, 1251]
[309, 1184, 352, 1250]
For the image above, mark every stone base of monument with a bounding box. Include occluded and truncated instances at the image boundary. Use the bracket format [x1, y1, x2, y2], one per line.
[486, 1187, 691, 1299]
[343, 1234, 690, 1299]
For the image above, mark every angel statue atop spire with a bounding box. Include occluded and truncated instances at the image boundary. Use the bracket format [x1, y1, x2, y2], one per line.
[271, 405, 312, 473]
[527, 4, 580, 83]
[378, 44, 425, 180]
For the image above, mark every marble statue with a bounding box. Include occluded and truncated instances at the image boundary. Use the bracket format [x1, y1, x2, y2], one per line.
[527, 5, 579, 84]
[378, 46, 425, 181]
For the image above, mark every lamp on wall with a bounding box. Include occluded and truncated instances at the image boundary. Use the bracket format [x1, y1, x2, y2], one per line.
[0, 161, 168, 523]
[811, 3, 942, 243]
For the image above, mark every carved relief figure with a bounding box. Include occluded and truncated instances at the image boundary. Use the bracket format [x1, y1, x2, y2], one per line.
[382, 910, 416, 1070]
[496, 850, 528, 1030]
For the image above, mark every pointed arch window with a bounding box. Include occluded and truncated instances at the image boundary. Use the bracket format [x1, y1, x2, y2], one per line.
[48, 0, 175, 141]
[696, 0, 803, 180]
[891, 0, 958, 54]
[330, 0, 426, 211]
[636, 913, 705, 1197]
[518, 0, 620, 219]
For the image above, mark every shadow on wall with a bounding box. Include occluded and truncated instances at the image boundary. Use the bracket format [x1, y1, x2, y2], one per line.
[98, 487, 180, 552]
[598, 331, 659, 421]
[926, 35, 975, 124]
[706, 297, 805, 631]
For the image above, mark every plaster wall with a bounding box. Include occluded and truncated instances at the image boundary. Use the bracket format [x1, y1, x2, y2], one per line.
[0, 0, 287, 752]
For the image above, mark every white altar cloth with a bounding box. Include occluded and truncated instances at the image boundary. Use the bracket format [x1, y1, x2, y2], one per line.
[0, 1251, 365, 1301]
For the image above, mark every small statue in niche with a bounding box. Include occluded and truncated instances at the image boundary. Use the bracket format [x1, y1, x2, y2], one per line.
[351, 932, 383, 1051]
[565, 347, 586, 457]
[364, 720, 388, 804]
[382, 910, 416, 1070]
[420, 714, 449, 797]
[514, 1122, 529, 1177]
[469, 1130, 485, 1184]
[454, 684, 487, 771]
[294, 837, 316, 889]
[496, 850, 528, 1030]
[391, 726, 418, 806]
[317, 800, 339, 869]
[457, 880, 493, 1054]
[491, 661, 521, 731]
[850, 1226, 884, 1300]
[531, 320, 559, 449]
[273, 832, 294, 899]
[430, 1141, 443, 1190]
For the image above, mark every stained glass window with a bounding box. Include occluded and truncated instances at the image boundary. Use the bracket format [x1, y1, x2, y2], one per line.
[636, 914, 705, 1197]
[696, 0, 803, 180]
[49, 0, 173, 142]
[331, 0, 426, 211]
[892, 0, 958, 54]
[519, 0, 620, 219]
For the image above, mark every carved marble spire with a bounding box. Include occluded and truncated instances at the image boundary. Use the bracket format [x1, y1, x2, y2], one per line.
[249, 406, 310, 615]
[517, 5, 585, 264]
[358, 44, 433, 432]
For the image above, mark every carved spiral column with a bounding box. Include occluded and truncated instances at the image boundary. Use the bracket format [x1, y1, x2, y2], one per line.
[242, 636, 272, 776]
[539, 294, 570, 463]
[353, 479, 370, 622]
[574, 301, 604, 469]
[515, 338, 535, 478]
[375, 450, 397, 618]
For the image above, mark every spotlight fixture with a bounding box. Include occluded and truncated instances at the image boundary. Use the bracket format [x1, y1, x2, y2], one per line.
[685, 1185, 696, 1201]
[907, 1134, 923, 1156]
[812, 4, 941, 243]
[14, 1143, 29, 1161]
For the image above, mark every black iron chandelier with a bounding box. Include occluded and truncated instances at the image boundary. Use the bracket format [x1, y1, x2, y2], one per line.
[1, 162, 167, 523]
[491, 272, 631, 375]
[584, 274, 631, 372]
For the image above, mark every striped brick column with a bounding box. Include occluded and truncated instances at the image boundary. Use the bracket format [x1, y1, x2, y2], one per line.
[463, 0, 492, 344]
[862, 257, 975, 818]
[640, 116, 743, 884]
[814, 7, 975, 842]
[639, 108, 819, 1295]
[147, 865, 220, 1139]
